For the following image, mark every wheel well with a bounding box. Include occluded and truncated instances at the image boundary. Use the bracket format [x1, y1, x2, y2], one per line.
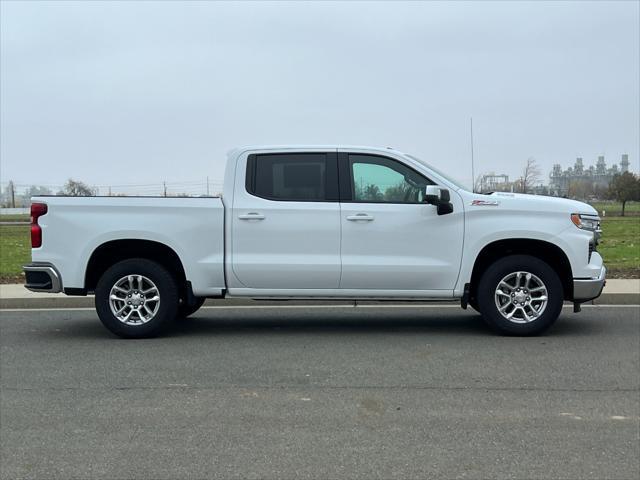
[469, 239, 573, 302]
[85, 239, 187, 293]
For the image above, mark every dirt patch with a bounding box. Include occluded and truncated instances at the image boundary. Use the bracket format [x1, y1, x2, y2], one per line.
[607, 267, 640, 279]
[0, 274, 25, 284]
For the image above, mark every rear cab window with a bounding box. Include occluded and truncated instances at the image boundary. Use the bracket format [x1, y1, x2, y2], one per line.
[246, 153, 338, 202]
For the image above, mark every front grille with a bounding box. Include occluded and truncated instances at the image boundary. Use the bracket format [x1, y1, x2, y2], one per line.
[588, 241, 595, 262]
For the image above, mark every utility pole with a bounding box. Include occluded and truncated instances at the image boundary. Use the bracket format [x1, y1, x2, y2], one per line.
[9, 181, 15, 208]
[163, 181, 167, 197]
[206, 176, 210, 196]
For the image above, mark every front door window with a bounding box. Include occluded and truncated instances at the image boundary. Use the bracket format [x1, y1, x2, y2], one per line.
[350, 155, 432, 203]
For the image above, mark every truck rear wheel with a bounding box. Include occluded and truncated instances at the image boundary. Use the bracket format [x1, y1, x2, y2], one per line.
[95, 258, 179, 338]
[477, 255, 563, 336]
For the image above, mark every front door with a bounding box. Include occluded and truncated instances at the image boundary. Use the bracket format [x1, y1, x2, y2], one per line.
[339, 152, 464, 291]
[231, 151, 341, 289]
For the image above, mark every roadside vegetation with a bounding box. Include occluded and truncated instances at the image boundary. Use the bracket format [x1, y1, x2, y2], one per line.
[0, 214, 30, 222]
[594, 216, 639, 278]
[1, 204, 638, 282]
[588, 201, 640, 217]
[0, 224, 30, 283]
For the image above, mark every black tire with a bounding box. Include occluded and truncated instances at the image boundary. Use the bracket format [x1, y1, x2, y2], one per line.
[468, 299, 480, 314]
[477, 254, 563, 336]
[178, 297, 206, 318]
[95, 258, 179, 338]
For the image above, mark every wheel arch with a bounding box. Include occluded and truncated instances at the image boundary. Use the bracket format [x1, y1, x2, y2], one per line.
[469, 238, 573, 303]
[84, 239, 187, 294]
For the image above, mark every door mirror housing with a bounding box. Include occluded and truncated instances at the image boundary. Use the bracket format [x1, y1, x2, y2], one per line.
[424, 185, 442, 205]
[437, 200, 454, 215]
[424, 186, 454, 215]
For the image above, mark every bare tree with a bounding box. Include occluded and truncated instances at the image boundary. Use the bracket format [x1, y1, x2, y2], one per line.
[25, 185, 53, 197]
[59, 178, 94, 196]
[521, 157, 541, 194]
[567, 179, 594, 200]
[19, 185, 53, 206]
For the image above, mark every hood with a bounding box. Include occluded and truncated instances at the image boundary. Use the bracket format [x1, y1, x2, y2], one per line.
[465, 191, 598, 216]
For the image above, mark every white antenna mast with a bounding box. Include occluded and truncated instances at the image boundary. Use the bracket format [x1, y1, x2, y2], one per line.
[470, 117, 475, 192]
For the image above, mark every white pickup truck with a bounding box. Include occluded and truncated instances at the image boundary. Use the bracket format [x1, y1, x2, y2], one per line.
[24, 145, 605, 338]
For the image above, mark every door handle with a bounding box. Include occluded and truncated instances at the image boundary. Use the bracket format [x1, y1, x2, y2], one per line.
[346, 214, 374, 221]
[238, 213, 265, 220]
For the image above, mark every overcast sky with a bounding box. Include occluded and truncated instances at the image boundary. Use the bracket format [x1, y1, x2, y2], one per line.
[1, 0, 638, 193]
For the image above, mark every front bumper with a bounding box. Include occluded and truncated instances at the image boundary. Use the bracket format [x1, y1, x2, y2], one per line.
[573, 265, 606, 302]
[23, 263, 63, 293]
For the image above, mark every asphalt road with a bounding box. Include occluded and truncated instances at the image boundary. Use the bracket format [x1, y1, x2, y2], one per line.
[1, 305, 639, 480]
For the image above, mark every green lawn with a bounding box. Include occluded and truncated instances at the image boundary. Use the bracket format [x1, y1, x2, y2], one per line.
[0, 225, 30, 282]
[1, 207, 638, 282]
[0, 214, 29, 222]
[589, 201, 640, 216]
[598, 216, 640, 277]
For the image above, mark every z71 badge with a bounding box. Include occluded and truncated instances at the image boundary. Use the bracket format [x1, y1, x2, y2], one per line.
[470, 200, 500, 206]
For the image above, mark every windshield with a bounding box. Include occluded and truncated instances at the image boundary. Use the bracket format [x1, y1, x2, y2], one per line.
[404, 154, 468, 191]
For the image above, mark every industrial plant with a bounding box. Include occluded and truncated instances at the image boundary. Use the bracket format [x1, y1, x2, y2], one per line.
[549, 154, 630, 197]
[478, 154, 632, 197]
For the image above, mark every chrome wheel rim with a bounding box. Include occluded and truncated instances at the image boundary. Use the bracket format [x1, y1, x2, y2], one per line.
[494, 271, 548, 324]
[109, 275, 160, 325]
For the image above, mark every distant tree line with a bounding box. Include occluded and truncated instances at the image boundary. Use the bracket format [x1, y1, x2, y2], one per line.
[1, 178, 205, 207]
[1, 178, 95, 207]
[3, 168, 639, 213]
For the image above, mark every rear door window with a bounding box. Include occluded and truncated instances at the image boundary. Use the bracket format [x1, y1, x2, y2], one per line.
[246, 153, 338, 201]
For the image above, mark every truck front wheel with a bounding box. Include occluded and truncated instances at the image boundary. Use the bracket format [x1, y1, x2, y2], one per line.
[477, 255, 563, 336]
[95, 258, 179, 338]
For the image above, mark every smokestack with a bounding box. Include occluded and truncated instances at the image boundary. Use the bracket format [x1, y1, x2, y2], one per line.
[621, 154, 629, 173]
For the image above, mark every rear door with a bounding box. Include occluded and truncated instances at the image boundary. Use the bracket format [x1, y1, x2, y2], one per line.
[338, 152, 464, 291]
[231, 151, 341, 289]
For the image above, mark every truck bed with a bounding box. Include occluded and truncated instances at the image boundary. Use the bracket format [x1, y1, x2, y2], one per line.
[31, 196, 226, 296]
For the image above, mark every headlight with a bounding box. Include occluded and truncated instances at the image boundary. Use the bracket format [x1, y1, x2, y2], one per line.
[571, 213, 601, 232]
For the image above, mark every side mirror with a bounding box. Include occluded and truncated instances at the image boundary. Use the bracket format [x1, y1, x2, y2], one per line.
[437, 188, 453, 215]
[437, 201, 454, 215]
[424, 186, 454, 215]
[424, 185, 441, 205]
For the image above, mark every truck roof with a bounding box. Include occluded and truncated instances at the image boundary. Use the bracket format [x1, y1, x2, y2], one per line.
[227, 145, 407, 158]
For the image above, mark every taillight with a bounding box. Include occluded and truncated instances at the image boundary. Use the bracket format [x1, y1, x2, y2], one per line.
[30, 203, 47, 248]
